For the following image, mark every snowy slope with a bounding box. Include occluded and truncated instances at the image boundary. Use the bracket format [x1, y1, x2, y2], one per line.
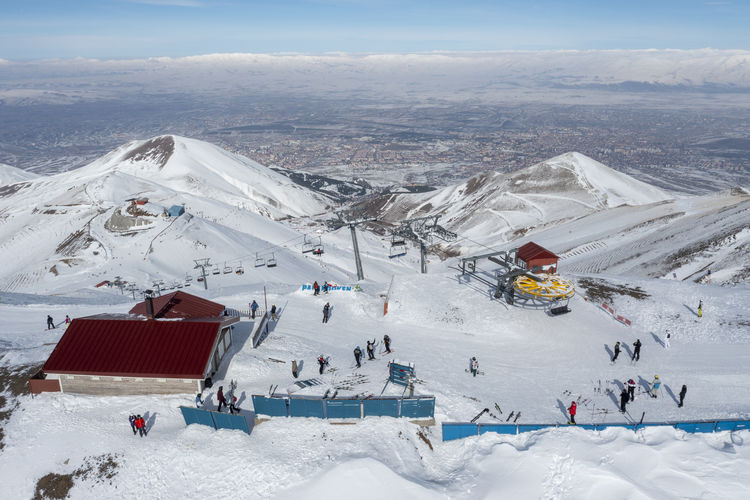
[0, 162, 39, 185]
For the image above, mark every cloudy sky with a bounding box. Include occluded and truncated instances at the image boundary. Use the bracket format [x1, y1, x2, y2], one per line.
[0, 0, 748, 60]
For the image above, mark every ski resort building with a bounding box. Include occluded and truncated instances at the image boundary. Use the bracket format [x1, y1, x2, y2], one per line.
[516, 242, 559, 274]
[35, 293, 237, 395]
[167, 204, 185, 217]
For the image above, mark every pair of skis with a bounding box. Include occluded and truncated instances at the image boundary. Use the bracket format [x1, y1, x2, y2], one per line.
[505, 411, 521, 423]
[465, 369, 486, 376]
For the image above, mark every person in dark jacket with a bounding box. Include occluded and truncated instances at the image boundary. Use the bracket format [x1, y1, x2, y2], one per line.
[353, 346, 362, 368]
[627, 379, 636, 401]
[620, 388, 629, 413]
[129, 414, 137, 435]
[313, 281, 319, 296]
[270, 304, 278, 321]
[250, 300, 259, 319]
[632, 339, 642, 361]
[47, 315, 55, 329]
[383, 334, 391, 353]
[195, 393, 203, 408]
[318, 355, 327, 374]
[366, 339, 376, 360]
[678, 385, 687, 407]
[322, 303, 330, 323]
[612, 341, 621, 362]
[217, 386, 227, 412]
[568, 401, 577, 425]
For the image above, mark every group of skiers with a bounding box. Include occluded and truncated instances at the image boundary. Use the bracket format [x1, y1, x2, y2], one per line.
[248, 300, 278, 321]
[46, 314, 71, 330]
[193, 382, 240, 414]
[352, 335, 392, 368]
[128, 414, 148, 437]
[312, 281, 332, 296]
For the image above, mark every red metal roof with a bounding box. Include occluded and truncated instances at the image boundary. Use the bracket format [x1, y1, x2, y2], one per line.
[43, 317, 224, 378]
[129, 291, 225, 319]
[517, 242, 559, 262]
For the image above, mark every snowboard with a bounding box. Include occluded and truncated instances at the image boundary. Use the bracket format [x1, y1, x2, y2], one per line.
[465, 369, 485, 375]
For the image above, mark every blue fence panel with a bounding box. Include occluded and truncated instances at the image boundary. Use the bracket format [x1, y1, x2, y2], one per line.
[400, 398, 435, 419]
[675, 422, 716, 433]
[715, 420, 750, 432]
[442, 423, 479, 441]
[252, 396, 288, 417]
[478, 424, 517, 435]
[180, 406, 217, 429]
[362, 398, 400, 417]
[325, 399, 361, 419]
[212, 412, 252, 434]
[289, 398, 325, 418]
[575, 424, 598, 431]
[635, 422, 666, 431]
[596, 423, 636, 431]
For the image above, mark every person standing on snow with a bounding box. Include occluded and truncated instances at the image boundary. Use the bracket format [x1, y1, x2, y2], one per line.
[620, 388, 629, 413]
[64, 315, 71, 327]
[353, 346, 363, 368]
[128, 415, 137, 435]
[229, 395, 239, 415]
[318, 355, 327, 374]
[323, 281, 329, 294]
[612, 342, 621, 363]
[47, 315, 55, 330]
[135, 415, 146, 437]
[383, 334, 392, 353]
[568, 401, 577, 425]
[250, 300, 259, 319]
[195, 393, 204, 408]
[678, 385, 687, 407]
[322, 303, 330, 323]
[470, 357, 479, 377]
[632, 339, 642, 361]
[664, 330, 671, 349]
[313, 281, 320, 296]
[217, 386, 227, 412]
[627, 379, 636, 402]
[270, 304, 278, 321]
[698, 299, 703, 318]
[650, 375, 661, 398]
[366, 339, 376, 360]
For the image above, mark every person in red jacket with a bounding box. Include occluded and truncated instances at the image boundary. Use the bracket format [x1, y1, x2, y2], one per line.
[217, 386, 227, 413]
[135, 414, 146, 437]
[568, 401, 577, 425]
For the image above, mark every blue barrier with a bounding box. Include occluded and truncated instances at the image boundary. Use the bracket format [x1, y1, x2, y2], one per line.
[325, 399, 361, 419]
[289, 398, 325, 418]
[401, 398, 435, 419]
[180, 406, 217, 429]
[443, 423, 479, 440]
[212, 412, 252, 434]
[252, 396, 289, 417]
[675, 422, 716, 433]
[363, 398, 400, 418]
[517, 424, 549, 433]
[478, 424, 517, 435]
[715, 420, 750, 432]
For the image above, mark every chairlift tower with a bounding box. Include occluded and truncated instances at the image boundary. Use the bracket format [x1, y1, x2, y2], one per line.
[394, 215, 457, 274]
[193, 258, 211, 290]
[330, 212, 378, 281]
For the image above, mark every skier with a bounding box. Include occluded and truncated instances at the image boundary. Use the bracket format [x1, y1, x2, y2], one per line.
[698, 299, 703, 318]
[313, 281, 320, 296]
[632, 339, 642, 361]
[64, 315, 71, 326]
[128, 414, 137, 435]
[270, 304, 278, 321]
[620, 388, 629, 413]
[664, 330, 671, 349]
[135, 415, 146, 437]
[250, 300, 259, 319]
[323, 281, 329, 294]
[627, 378, 636, 402]
[678, 384, 687, 408]
[706, 269, 711, 284]
[650, 375, 661, 398]
[612, 341, 621, 362]
[217, 386, 227, 412]
[383, 334, 391, 353]
[366, 339, 376, 360]
[322, 302, 330, 323]
[318, 355, 327, 374]
[568, 401, 577, 425]
[229, 395, 239, 415]
[195, 393, 203, 408]
[353, 346, 363, 368]
[46, 315, 55, 330]
[470, 357, 479, 377]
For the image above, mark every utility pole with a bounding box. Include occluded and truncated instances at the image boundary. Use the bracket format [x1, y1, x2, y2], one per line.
[193, 258, 211, 290]
[331, 212, 377, 281]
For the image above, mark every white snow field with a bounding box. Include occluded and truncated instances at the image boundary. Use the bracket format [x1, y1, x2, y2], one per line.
[0, 136, 749, 499]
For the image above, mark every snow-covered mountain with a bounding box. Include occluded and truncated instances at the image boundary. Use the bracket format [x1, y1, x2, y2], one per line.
[0, 162, 39, 185]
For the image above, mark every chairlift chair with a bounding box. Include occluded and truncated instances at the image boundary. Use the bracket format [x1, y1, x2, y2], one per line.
[267, 253, 277, 268]
[185, 274, 193, 282]
[184, 281, 191, 287]
[389, 234, 407, 258]
[223, 261, 232, 274]
[235, 262, 244, 275]
[302, 235, 314, 253]
[254, 253, 265, 267]
[212, 266, 220, 275]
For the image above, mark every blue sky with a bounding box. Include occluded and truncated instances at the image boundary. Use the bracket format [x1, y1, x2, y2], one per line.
[0, 0, 748, 60]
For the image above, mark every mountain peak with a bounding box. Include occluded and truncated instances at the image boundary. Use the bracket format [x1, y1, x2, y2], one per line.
[121, 135, 174, 169]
